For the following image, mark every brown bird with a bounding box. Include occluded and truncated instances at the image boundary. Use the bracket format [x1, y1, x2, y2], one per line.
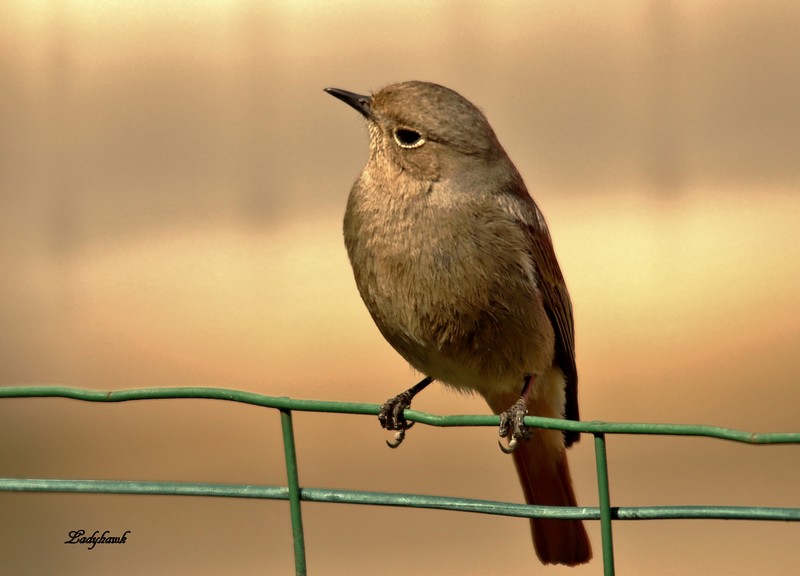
[325, 81, 591, 566]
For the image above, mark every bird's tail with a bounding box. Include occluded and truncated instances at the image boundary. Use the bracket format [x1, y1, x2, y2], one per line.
[511, 428, 592, 565]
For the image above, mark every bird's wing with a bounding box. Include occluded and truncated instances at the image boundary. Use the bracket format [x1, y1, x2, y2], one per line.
[519, 198, 580, 446]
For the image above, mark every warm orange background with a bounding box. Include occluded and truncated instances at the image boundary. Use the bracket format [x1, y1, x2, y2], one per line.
[1, 1, 799, 574]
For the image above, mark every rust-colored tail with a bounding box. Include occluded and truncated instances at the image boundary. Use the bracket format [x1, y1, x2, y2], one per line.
[511, 427, 592, 565]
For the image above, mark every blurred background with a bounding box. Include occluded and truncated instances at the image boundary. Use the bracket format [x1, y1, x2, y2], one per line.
[1, 0, 799, 574]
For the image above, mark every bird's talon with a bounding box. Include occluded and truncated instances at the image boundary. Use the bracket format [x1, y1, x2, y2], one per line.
[498, 437, 518, 454]
[386, 430, 406, 449]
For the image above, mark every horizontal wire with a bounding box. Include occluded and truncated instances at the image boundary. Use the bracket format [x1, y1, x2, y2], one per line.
[2, 385, 799, 444]
[2, 478, 798, 522]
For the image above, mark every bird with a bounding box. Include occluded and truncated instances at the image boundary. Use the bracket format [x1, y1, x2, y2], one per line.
[325, 80, 591, 566]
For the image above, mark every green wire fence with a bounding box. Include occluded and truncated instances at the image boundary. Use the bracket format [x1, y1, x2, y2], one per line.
[1, 385, 799, 576]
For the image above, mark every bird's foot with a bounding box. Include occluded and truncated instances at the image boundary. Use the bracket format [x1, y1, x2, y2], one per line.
[498, 396, 532, 454]
[378, 391, 417, 448]
[378, 376, 433, 448]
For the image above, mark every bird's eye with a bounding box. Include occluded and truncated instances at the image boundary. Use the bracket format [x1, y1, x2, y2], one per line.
[393, 128, 425, 149]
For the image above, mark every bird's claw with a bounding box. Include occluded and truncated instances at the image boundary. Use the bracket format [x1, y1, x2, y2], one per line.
[386, 427, 412, 449]
[498, 397, 531, 453]
[379, 391, 417, 448]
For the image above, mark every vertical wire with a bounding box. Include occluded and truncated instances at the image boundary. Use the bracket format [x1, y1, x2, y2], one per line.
[280, 409, 307, 576]
[594, 432, 616, 576]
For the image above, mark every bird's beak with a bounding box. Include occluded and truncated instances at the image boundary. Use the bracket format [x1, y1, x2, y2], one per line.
[324, 87, 373, 120]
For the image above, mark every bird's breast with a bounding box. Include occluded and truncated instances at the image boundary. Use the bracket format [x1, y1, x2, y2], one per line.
[343, 177, 556, 392]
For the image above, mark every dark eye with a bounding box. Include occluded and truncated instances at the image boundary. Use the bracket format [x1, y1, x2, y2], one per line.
[393, 128, 425, 149]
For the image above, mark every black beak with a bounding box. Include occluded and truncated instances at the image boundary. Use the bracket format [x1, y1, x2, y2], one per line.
[324, 87, 373, 119]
